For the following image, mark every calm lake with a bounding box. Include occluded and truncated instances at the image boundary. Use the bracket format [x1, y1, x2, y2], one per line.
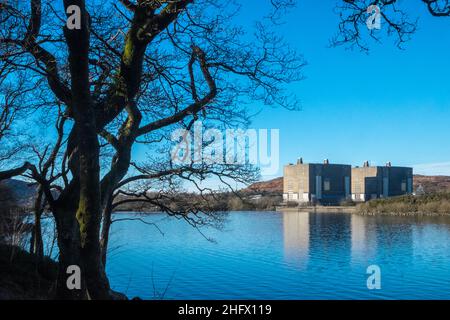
[104, 211, 450, 300]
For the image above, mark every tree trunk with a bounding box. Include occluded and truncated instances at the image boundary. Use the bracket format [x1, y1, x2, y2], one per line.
[99, 144, 135, 268]
[30, 186, 44, 260]
[100, 196, 113, 267]
[73, 118, 113, 300]
[62, 0, 112, 300]
[30, 215, 44, 259]
[53, 206, 87, 300]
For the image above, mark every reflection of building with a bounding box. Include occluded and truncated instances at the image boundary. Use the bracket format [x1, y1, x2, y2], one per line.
[350, 214, 376, 262]
[352, 162, 413, 202]
[283, 158, 351, 205]
[308, 212, 352, 267]
[282, 211, 310, 267]
[351, 214, 415, 265]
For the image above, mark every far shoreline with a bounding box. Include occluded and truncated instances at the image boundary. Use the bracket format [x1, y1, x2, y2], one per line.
[276, 206, 357, 213]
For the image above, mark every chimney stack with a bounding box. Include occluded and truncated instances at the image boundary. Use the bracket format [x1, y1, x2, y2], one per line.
[386, 162, 392, 167]
[297, 157, 303, 165]
[324, 159, 329, 165]
[364, 161, 370, 167]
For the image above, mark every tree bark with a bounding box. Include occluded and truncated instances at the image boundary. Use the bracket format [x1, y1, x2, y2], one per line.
[0, 162, 31, 181]
[60, 0, 112, 299]
[99, 138, 136, 268]
[53, 204, 87, 300]
[75, 116, 111, 299]
[30, 186, 44, 260]
[100, 196, 113, 267]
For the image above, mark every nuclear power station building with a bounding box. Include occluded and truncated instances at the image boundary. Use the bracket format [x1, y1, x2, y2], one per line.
[283, 159, 413, 205]
[351, 161, 413, 202]
[283, 158, 351, 205]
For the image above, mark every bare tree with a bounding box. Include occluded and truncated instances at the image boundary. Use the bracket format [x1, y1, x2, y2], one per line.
[0, 183, 31, 262]
[25, 110, 67, 261]
[99, 158, 260, 265]
[0, 76, 30, 170]
[332, 0, 450, 52]
[0, 0, 304, 299]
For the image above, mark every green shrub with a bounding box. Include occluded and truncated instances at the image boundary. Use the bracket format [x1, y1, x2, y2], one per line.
[357, 193, 450, 216]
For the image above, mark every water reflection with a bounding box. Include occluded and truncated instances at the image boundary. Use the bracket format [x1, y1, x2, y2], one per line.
[282, 211, 310, 268]
[282, 211, 353, 269]
[351, 214, 377, 263]
[281, 211, 420, 269]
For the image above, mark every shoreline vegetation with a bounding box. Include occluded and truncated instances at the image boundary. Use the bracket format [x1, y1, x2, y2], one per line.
[115, 191, 450, 217]
[114, 192, 283, 213]
[356, 193, 450, 216]
[275, 194, 450, 216]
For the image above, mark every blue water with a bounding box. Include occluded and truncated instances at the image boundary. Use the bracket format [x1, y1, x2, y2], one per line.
[105, 211, 450, 300]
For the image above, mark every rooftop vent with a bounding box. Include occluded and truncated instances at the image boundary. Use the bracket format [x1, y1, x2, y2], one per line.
[363, 161, 370, 167]
[386, 162, 392, 167]
[324, 159, 329, 165]
[297, 157, 303, 165]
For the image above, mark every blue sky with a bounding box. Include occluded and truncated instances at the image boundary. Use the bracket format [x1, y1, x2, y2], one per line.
[241, 0, 450, 178]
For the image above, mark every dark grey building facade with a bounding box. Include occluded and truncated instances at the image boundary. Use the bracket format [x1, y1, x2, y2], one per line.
[351, 162, 413, 202]
[283, 159, 351, 205]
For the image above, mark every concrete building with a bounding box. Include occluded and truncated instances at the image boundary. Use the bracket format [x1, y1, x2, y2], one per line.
[351, 161, 413, 202]
[283, 158, 351, 205]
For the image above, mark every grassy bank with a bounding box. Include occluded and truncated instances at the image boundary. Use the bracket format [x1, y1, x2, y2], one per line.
[357, 193, 450, 216]
[0, 245, 57, 299]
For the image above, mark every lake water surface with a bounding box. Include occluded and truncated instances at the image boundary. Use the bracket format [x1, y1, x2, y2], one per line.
[105, 211, 450, 300]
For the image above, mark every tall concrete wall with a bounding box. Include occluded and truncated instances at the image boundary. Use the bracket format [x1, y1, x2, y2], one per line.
[285, 161, 413, 203]
[283, 164, 310, 202]
[351, 165, 413, 201]
[283, 162, 351, 205]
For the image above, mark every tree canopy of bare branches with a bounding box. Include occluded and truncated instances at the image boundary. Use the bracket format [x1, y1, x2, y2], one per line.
[332, 0, 450, 52]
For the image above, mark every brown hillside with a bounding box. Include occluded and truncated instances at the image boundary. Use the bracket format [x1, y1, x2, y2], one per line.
[246, 175, 450, 194]
[246, 177, 283, 193]
[414, 175, 450, 194]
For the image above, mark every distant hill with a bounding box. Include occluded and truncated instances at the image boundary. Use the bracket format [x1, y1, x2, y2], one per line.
[246, 175, 450, 194]
[245, 177, 283, 194]
[414, 175, 450, 194]
[0, 179, 37, 207]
